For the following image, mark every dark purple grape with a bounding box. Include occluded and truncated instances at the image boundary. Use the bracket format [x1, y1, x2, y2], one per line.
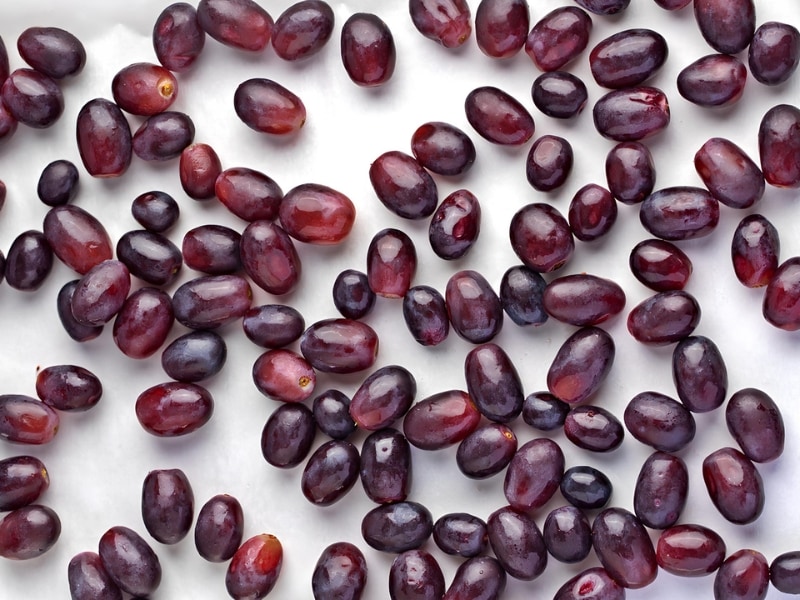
[428, 189, 481, 260]
[456, 422, 517, 479]
[465, 86, 535, 146]
[446, 270, 504, 343]
[68, 551, 123, 600]
[759, 103, 800, 188]
[161, 330, 226, 382]
[624, 391, 696, 452]
[0, 395, 59, 445]
[593, 87, 670, 142]
[731, 214, 780, 288]
[656, 524, 726, 577]
[301, 318, 379, 374]
[561, 466, 612, 510]
[464, 343, 523, 422]
[526, 134, 573, 192]
[215, 167, 282, 222]
[341, 13, 396, 87]
[1, 68, 63, 128]
[5, 230, 53, 291]
[509, 203, 574, 273]
[333, 269, 376, 319]
[252, 349, 316, 403]
[389, 548, 445, 600]
[542, 506, 592, 564]
[553, 567, 624, 600]
[475, 0, 530, 59]
[197, 0, 273, 51]
[367, 228, 417, 298]
[0, 455, 49, 511]
[57, 280, 103, 342]
[153, 2, 206, 72]
[17, 26, 85, 79]
[408, 0, 472, 48]
[627, 290, 701, 345]
[0, 504, 60, 559]
[749, 21, 800, 86]
[564, 405, 624, 452]
[141, 468, 194, 545]
[370, 150, 438, 220]
[655, 0, 692, 8]
[261, 403, 316, 468]
[312, 541, 367, 600]
[70, 260, 131, 326]
[361, 501, 433, 553]
[402, 285, 450, 346]
[677, 54, 748, 107]
[302, 440, 360, 506]
[693, 0, 755, 55]
[37, 159, 79, 206]
[112, 62, 178, 116]
[543, 274, 626, 326]
[714, 549, 769, 600]
[695, 137, 764, 210]
[360, 428, 412, 504]
[234, 78, 306, 135]
[350, 365, 415, 430]
[182, 224, 241, 275]
[592, 507, 657, 589]
[135, 382, 214, 437]
[703, 447, 764, 524]
[575, 0, 629, 15]
[629, 238, 693, 292]
[76, 98, 133, 178]
[641, 186, 720, 240]
[411, 121, 476, 176]
[771, 551, 800, 594]
[133, 111, 195, 161]
[312, 389, 355, 440]
[568, 184, 617, 242]
[180, 143, 222, 200]
[280, 183, 356, 245]
[672, 335, 727, 413]
[432, 513, 488, 558]
[504, 438, 564, 512]
[763, 257, 800, 329]
[403, 390, 481, 450]
[726, 387, 784, 463]
[590, 28, 667, 89]
[116, 230, 182, 287]
[98, 526, 161, 597]
[522, 392, 570, 431]
[243, 304, 305, 349]
[194, 494, 244, 562]
[499, 265, 547, 327]
[443, 555, 506, 600]
[43, 204, 112, 274]
[546, 326, 615, 405]
[606, 141, 656, 205]
[531, 71, 588, 119]
[225, 534, 282, 600]
[36, 364, 102, 412]
[634, 451, 689, 529]
[172, 274, 252, 330]
[525, 6, 592, 72]
[272, 1, 334, 61]
[487, 505, 547, 581]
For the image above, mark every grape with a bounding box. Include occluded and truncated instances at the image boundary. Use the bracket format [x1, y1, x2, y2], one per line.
[98, 526, 161, 597]
[487, 505, 547, 581]
[261, 403, 316, 468]
[312, 389, 355, 440]
[5, 230, 53, 291]
[67, 551, 123, 600]
[770, 551, 800, 594]
[132, 111, 195, 161]
[182, 224, 242, 274]
[242, 304, 305, 349]
[69, 260, 131, 326]
[301, 440, 360, 506]
[564, 405, 624, 452]
[132, 191, 179, 233]
[749, 21, 800, 85]
[215, 167, 282, 222]
[234, 78, 306, 135]
[605, 141, 656, 204]
[589, 28, 668, 89]
[225, 534, 283, 600]
[349, 365, 415, 430]
[389, 549, 444, 600]
[152, 2, 206, 72]
[521, 392, 569, 431]
[568, 183, 617, 242]
[402, 285, 450, 346]
[672, 335, 727, 413]
[367, 228, 417, 298]
[56, 280, 103, 342]
[272, 1, 334, 61]
[359, 428, 411, 504]
[341, 13, 396, 87]
[560, 466, 612, 510]
[76, 98, 133, 178]
[547, 326, 615, 405]
[634, 451, 689, 529]
[300, 318, 379, 374]
[624, 391, 696, 452]
[240, 220, 302, 295]
[17, 26, 85, 78]
[593, 87, 670, 141]
[525, 134, 573, 192]
[627, 290, 701, 345]
[370, 150, 438, 220]
[403, 390, 481, 450]
[703, 447, 765, 524]
[194, 494, 244, 562]
[1, 68, 63, 128]
[432, 513, 488, 558]
[161, 330, 227, 382]
[197, 0, 273, 52]
[428, 189, 481, 260]
[252, 349, 316, 403]
[408, 0, 472, 48]
[111, 62, 177, 116]
[172, 274, 253, 329]
[141, 468, 194, 545]
[531, 71, 588, 119]
[656, 523, 726, 576]
[464, 343, 523, 422]
[553, 567, 624, 600]
[279, 183, 356, 244]
[641, 186, 721, 240]
[116, 230, 183, 286]
[36, 364, 102, 412]
[525, 6, 592, 72]
[499, 265, 548, 327]
[311, 541, 368, 600]
[361, 501, 433, 553]
[575, 0, 630, 15]
[446, 270, 504, 343]
[542, 274, 626, 326]
[542, 505, 592, 564]
[135, 381, 214, 437]
[763, 257, 800, 329]
[180, 143, 222, 200]
[474, 0, 530, 59]
[509, 203, 574, 273]
[758, 103, 800, 188]
[591, 507, 657, 589]
[410, 121, 476, 176]
[713, 549, 769, 600]
[37, 159, 79, 206]
[455, 422, 517, 479]
[0, 504, 60, 559]
[0, 455, 49, 511]
[503, 438, 564, 512]
[43, 204, 112, 274]
[693, 0, 755, 55]
[333, 269, 376, 320]
[677, 54, 748, 107]
[443, 555, 506, 600]
[725, 387, 785, 463]
[629, 238, 693, 292]
[114, 287, 173, 359]
[465, 86, 535, 146]
[731, 214, 780, 288]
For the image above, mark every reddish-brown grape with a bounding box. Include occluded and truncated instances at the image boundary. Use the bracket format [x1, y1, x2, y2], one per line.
[475, 0, 530, 59]
[547, 326, 615, 405]
[589, 28, 668, 89]
[564, 405, 624, 452]
[240, 221, 302, 295]
[0, 455, 49, 511]
[526, 134, 573, 192]
[714, 549, 770, 600]
[367, 228, 417, 298]
[465, 86, 535, 146]
[568, 184, 617, 242]
[672, 335, 727, 413]
[553, 567, 624, 600]
[408, 0, 472, 48]
[629, 239, 693, 292]
[605, 141, 656, 205]
[433, 512, 488, 558]
[389, 548, 445, 600]
[361, 501, 433, 553]
[703, 447, 765, 524]
[349, 365, 415, 430]
[677, 54, 748, 107]
[428, 189, 481, 260]
[640, 187, 720, 241]
[111, 62, 177, 116]
[592, 507, 657, 589]
[593, 87, 670, 141]
[172, 274, 252, 329]
[36, 364, 102, 412]
[503, 438, 564, 512]
[76, 98, 132, 178]
[656, 524, 726, 577]
[279, 183, 356, 243]
[725, 387, 784, 463]
[402, 285, 450, 346]
[456, 422, 517, 479]
[525, 6, 592, 72]
[234, 78, 306, 135]
[531, 71, 588, 119]
[542, 505, 592, 564]
[225, 534, 283, 600]
[446, 270, 504, 344]
[252, 349, 316, 403]
[182, 224, 241, 275]
[135, 382, 214, 437]
[403, 390, 481, 450]
[0, 504, 60, 559]
[272, 1, 334, 61]
[312, 541, 368, 600]
[152, 2, 206, 72]
[197, 0, 273, 52]
[132, 111, 195, 161]
[43, 204, 113, 275]
[627, 290, 701, 345]
[731, 214, 780, 288]
[465, 343, 523, 422]
[70, 259, 131, 326]
[487, 505, 547, 581]
[411, 121, 476, 176]
[180, 143, 222, 200]
[341, 13, 396, 87]
[624, 391, 696, 452]
[301, 440, 360, 506]
[300, 318, 379, 374]
[509, 203, 574, 273]
[443, 555, 506, 600]
[542, 274, 626, 326]
[68, 551, 123, 600]
[98, 526, 161, 597]
[749, 21, 800, 86]
[370, 150, 438, 220]
[759, 103, 800, 188]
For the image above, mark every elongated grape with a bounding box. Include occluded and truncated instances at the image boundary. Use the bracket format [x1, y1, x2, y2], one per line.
[656, 524, 726, 577]
[135, 382, 214, 437]
[624, 391, 696, 452]
[446, 270, 503, 343]
[749, 21, 800, 86]
[194, 494, 244, 562]
[503, 438, 564, 512]
[456, 423, 517, 479]
[370, 151, 437, 220]
[182, 224, 241, 275]
[68, 551, 123, 600]
[731, 214, 780, 288]
[525, 6, 592, 72]
[301, 440, 359, 506]
[634, 451, 689, 529]
[312, 541, 367, 600]
[5, 230, 53, 291]
[261, 403, 315, 469]
[592, 507, 657, 589]
[543, 274, 625, 326]
[234, 78, 306, 135]
[693, 0, 755, 55]
[389, 549, 444, 600]
[280, 183, 356, 244]
[141, 468, 194, 545]
[361, 501, 433, 553]
[225, 534, 283, 600]
[759, 104, 800, 188]
[475, 0, 530, 59]
[98, 526, 161, 597]
[465, 86, 534, 146]
[403, 390, 481, 450]
[76, 98, 132, 178]
[630, 239, 693, 291]
[409, 0, 472, 48]
[360, 428, 411, 504]
[172, 274, 252, 329]
[593, 87, 670, 142]
[0, 504, 60, 559]
[487, 505, 547, 581]
[350, 365, 415, 430]
[153, 2, 206, 72]
[1, 68, 63, 128]
[43, 204, 112, 274]
[367, 228, 416, 298]
[590, 28, 668, 89]
[0, 455, 49, 511]
[272, 1, 334, 61]
[703, 447, 764, 524]
[17, 26, 85, 79]
[116, 230, 182, 286]
[543, 505, 592, 564]
[547, 326, 615, 405]
[432, 512, 488, 558]
[161, 330, 226, 382]
[714, 549, 769, 600]
[464, 343, 523, 422]
[252, 349, 316, 403]
[725, 387, 784, 463]
[301, 318, 379, 374]
[341, 13, 395, 87]
[428, 189, 481, 260]
[197, 0, 273, 52]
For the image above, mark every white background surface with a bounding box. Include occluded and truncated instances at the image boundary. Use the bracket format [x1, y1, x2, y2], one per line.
[1, 0, 800, 598]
